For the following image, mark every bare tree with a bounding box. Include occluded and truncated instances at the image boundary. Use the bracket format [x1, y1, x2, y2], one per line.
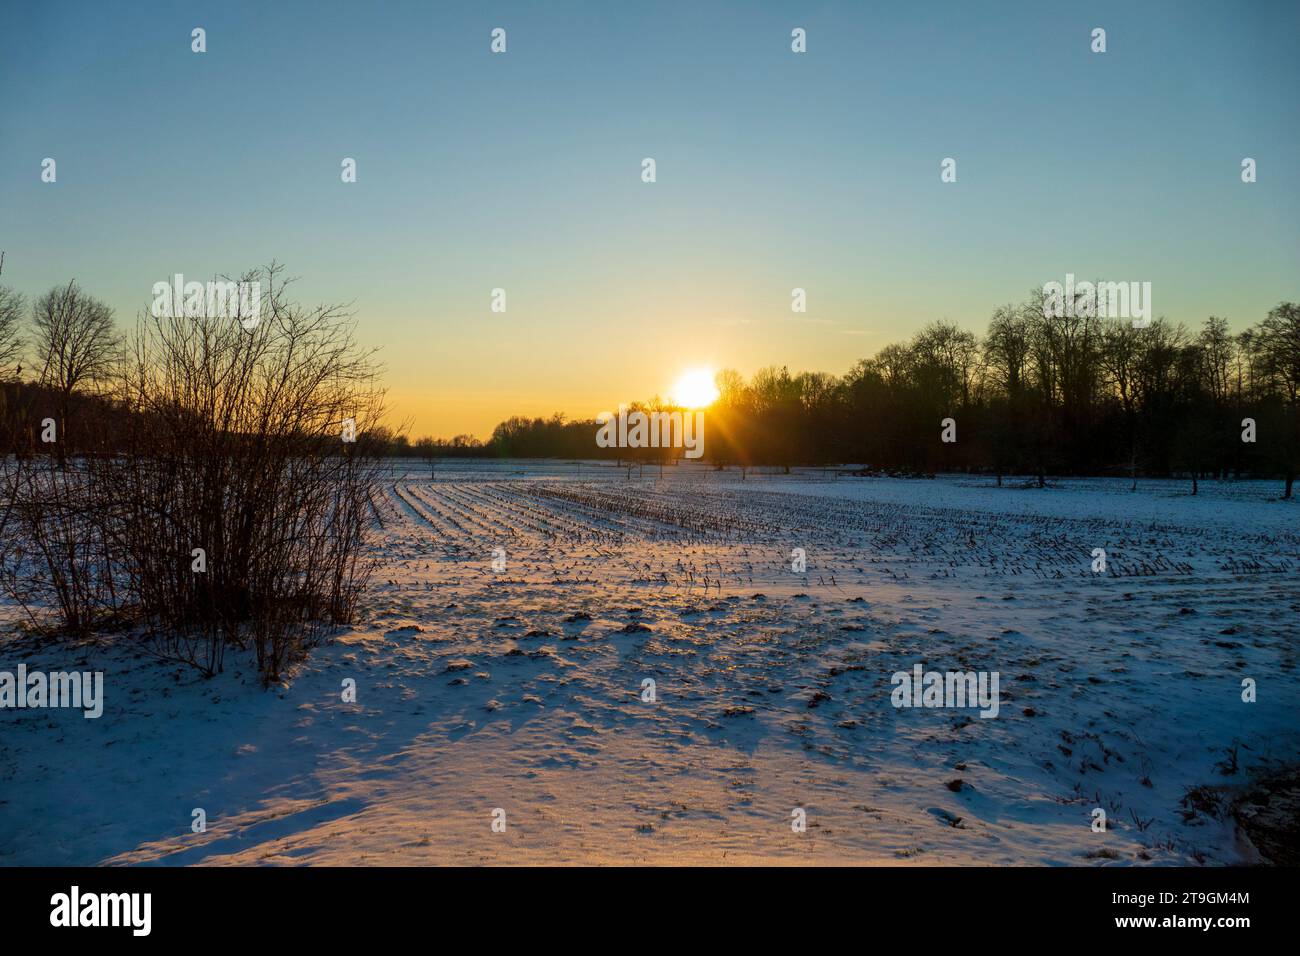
[0, 287, 22, 378]
[984, 305, 1034, 486]
[0, 252, 23, 378]
[1250, 303, 1300, 497]
[31, 280, 119, 463]
[1099, 320, 1146, 490]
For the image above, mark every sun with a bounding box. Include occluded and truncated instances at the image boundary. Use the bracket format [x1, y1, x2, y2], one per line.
[670, 367, 719, 408]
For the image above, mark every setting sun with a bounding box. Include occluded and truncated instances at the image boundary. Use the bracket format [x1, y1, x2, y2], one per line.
[669, 368, 719, 408]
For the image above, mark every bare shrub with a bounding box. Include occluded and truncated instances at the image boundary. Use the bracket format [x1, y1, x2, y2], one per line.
[1, 453, 119, 638]
[2, 265, 385, 684]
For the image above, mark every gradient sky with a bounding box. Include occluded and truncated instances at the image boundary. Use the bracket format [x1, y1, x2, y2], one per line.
[2, 0, 1297, 438]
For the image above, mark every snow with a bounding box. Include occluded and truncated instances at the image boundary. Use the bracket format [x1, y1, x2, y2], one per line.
[2, 461, 1297, 865]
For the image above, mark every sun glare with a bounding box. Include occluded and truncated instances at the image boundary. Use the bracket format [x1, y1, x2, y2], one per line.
[670, 367, 720, 408]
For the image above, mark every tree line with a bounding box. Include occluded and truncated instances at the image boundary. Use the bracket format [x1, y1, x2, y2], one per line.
[1, 270, 1296, 497]
[397, 295, 1300, 498]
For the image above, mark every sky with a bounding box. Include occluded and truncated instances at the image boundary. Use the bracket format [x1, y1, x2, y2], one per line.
[2, 0, 1298, 438]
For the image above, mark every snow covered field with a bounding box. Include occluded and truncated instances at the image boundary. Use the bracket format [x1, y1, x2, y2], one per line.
[2, 461, 1298, 865]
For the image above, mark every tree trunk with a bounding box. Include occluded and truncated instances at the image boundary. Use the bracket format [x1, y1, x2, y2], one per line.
[56, 402, 69, 470]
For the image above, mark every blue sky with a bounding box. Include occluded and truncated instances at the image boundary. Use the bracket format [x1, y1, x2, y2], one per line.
[2, 0, 1297, 435]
